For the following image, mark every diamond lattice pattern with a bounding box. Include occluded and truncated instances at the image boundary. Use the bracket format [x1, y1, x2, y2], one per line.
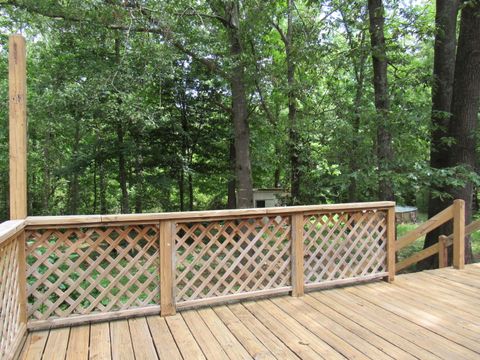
[175, 216, 291, 303]
[0, 234, 23, 359]
[304, 210, 387, 284]
[25, 225, 160, 321]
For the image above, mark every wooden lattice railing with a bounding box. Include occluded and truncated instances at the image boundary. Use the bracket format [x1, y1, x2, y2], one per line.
[0, 220, 27, 360]
[1, 201, 396, 336]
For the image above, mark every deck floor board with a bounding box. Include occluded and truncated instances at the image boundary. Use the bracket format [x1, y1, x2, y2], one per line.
[19, 265, 480, 359]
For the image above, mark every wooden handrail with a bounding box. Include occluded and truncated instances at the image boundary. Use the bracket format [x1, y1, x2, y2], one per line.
[25, 201, 395, 227]
[395, 199, 465, 272]
[395, 204, 454, 251]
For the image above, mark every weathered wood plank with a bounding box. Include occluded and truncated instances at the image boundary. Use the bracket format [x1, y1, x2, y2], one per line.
[8, 34, 27, 220]
[19, 331, 49, 360]
[165, 314, 205, 360]
[147, 316, 182, 360]
[110, 320, 135, 360]
[66, 325, 89, 360]
[89, 322, 111, 360]
[42, 328, 70, 360]
[129, 317, 158, 359]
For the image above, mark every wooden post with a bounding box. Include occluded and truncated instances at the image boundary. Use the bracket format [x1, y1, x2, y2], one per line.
[160, 220, 176, 316]
[291, 214, 304, 296]
[17, 231, 28, 325]
[453, 199, 465, 269]
[385, 206, 396, 282]
[9, 35, 28, 220]
[438, 235, 448, 268]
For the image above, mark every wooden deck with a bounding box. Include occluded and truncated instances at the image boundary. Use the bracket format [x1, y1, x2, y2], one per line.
[18, 264, 480, 360]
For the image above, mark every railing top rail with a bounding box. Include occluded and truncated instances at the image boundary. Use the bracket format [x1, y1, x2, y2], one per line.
[24, 201, 395, 227]
[0, 219, 25, 246]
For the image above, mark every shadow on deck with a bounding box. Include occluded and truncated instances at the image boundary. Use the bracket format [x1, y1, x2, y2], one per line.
[20, 264, 480, 360]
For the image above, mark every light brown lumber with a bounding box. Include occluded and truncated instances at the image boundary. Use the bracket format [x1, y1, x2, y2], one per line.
[181, 310, 229, 360]
[396, 204, 453, 251]
[147, 316, 182, 360]
[0, 220, 25, 246]
[66, 325, 89, 360]
[365, 282, 480, 337]
[19, 331, 49, 360]
[430, 269, 480, 289]
[160, 220, 175, 316]
[345, 285, 480, 355]
[392, 277, 480, 317]
[419, 271, 480, 298]
[386, 205, 396, 281]
[273, 297, 394, 359]
[396, 243, 440, 272]
[300, 295, 418, 360]
[290, 213, 305, 296]
[89, 322, 111, 360]
[212, 306, 276, 360]
[26, 201, 395, 226]
[196, 308, 251, 360]
[42, 328, 70, 360]
[227, 303, 300, 360]
[110, 320, 135, 360]
[312, 290, 466, 360]
[8, 34, 27, 220]
[128, 317, 158, 360]
[165, 314, 205, 360]
[438, 236, 448, 268]
[242, 301, 341, 360]
[453, 199, 465, 269]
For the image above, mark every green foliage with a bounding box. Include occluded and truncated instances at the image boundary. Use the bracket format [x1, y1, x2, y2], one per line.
[0, 0, 477, 221]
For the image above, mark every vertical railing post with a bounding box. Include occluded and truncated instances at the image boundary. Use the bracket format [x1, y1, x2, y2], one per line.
[453, 199, 465, 269]
[291, 213, 304, 296]
[438, 235, 448, 268]
[160, 220, 176, 316]
[9, 35, 28, 220]
[385, 205, 396, 282]
[17, 231, 28, 326]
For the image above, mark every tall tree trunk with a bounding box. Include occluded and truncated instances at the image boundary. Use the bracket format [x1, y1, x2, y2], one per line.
[114, 36, 129, 214]
[447, 0, 480, 264]
[99, 159, 107, 214]
[286, 0, 301, 204]
[93, 156, 98, 213]
[116, 120, 129, 214]
[225, 1, 253, 208]
[422, 0, 459, 268]
[68, 118, 81, 214]
[227, 139, 237, 209]
[368, 0, 394, 201]
[188, 172, 194, 211]
[134, 154, 143, 213]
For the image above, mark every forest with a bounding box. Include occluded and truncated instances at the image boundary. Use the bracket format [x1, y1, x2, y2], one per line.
[1, 1, 479, 262]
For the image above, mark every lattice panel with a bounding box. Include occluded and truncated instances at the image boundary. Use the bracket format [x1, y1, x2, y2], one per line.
[0, 234, 23, 359]
[304, 210, 387, 284]
[25, 225, 160, 321]
[175, 216, 291, 303]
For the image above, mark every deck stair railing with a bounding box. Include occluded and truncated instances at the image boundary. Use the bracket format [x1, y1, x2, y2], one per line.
[1, 201, 397, 359]
[395, 199, 466, 272]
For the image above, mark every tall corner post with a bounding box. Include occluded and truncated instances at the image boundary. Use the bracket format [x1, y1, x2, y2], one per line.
[385, 205, 396, 282]
[9, 34, 28, 220]
[291, 213, 304, 297]
[160, 220, 176, 316]
[453, 199, 465, 269]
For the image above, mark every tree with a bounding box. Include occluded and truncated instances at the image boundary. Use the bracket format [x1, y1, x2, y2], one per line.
[447, 0, 480, 263]
[367, 0, 394, 201]
[423, 0, 459, 268]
